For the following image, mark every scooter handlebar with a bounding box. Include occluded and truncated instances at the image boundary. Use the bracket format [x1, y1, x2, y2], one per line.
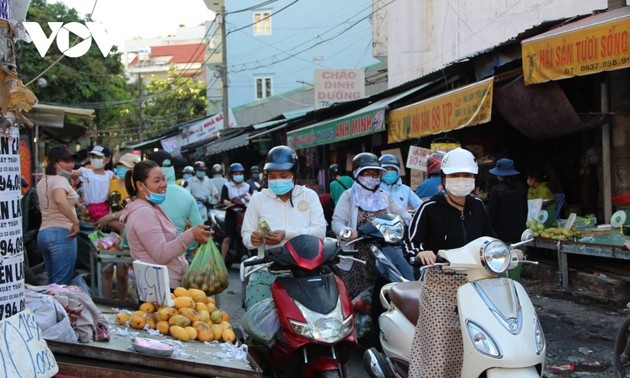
[243, 257, 267, 267]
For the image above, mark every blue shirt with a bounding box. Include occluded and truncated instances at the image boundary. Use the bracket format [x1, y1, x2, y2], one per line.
[380, 179, 422, 211]
[415, 175, 443, 199]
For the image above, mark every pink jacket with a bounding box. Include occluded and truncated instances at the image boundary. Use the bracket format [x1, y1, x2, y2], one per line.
[121, 199, 194, 288]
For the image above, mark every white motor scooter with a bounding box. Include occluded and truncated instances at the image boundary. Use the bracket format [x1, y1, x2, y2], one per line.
[364, 230, 545, 378]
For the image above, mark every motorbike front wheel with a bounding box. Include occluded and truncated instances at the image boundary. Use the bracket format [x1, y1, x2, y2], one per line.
[614, 317, 630, 378]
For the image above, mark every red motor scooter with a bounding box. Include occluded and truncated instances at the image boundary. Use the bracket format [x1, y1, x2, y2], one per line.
[242, 234, 358, 377]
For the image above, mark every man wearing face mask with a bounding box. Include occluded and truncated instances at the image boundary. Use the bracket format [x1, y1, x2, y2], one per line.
[220, 163, 250, 260]
[379, 154, 421, 211]
[403, 147, 495, 265]
[178, 166, 194, 188]
[241, 145, 326, 310]
[71, 145, 115, 222]
[246, 165, 263, 194]
[187, 161, 219, 223]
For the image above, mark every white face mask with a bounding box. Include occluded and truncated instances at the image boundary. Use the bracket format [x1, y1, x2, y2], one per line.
[91, 158, 105, 169]
[445, 177, 475, 197]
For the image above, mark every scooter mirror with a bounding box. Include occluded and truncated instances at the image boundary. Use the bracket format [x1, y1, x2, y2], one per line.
[521, 229, 535, 242]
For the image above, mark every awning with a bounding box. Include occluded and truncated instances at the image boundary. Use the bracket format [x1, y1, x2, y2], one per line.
[522, 7, 630, 85]
[494, 75, 609, 139]
[387, 77, 494, 143]
[286, 86, 426, 150]
[247, 122, 288, 140]
[28, 103, 94, 128]
[205, 131, 250, 156]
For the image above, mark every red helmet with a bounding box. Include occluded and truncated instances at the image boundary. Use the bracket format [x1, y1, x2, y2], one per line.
[427, 151, 445, 175]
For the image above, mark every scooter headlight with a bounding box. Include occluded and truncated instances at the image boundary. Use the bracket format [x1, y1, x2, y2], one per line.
[466, 320, 502, 358]
[372, 215, 405, 243]
[533, 316, 546, 355]
[289, 300, 354, 343]
[480, 240, 510, 275]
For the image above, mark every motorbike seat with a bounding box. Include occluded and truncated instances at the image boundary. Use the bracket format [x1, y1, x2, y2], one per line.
[389, 280, 423, 325]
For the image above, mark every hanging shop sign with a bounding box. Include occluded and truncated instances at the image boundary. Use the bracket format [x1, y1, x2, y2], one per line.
[406, 146, 430, 172]
[314, 69, 365, 109]
[388, 77, 494, 143]
[522, 7, 630, 85]
[288, 109, 385, 150]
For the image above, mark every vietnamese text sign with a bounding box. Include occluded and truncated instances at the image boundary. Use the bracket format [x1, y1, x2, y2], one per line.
[133, 261, 175, 307]
[406, 146, 430, 172]
[287, 109, 385, 150]
[0, 127, 25, 320]
[522, 10, 630, 85]
[0, 309, 59, 378]
[388, 78, 494, 143]
[179, 108, 238, 147]
[314, 69, 365, 109]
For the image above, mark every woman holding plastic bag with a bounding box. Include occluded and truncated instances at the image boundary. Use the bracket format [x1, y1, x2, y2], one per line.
[120, 160, 212, 289]
[241, 145, 326, 310]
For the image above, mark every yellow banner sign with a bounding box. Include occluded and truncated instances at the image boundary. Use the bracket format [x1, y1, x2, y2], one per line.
[522, 11, 630, 85]
[388, 78, 493, 143]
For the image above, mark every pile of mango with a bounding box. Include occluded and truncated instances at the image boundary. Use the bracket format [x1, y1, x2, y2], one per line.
[115, 287, 235, 343]
[526, 220, 582, 240]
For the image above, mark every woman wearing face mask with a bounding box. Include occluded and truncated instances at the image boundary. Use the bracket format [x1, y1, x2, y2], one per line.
[241, 146, 326, 309]
[36, 145, 81, 285]
[71, 145, 115, 222]
[220, 162, 250, 260]
[332, 152, 411, 299]
[120, 160, 212, 289]
[403, 147, 495, 377]
[404, 147, 495, 265]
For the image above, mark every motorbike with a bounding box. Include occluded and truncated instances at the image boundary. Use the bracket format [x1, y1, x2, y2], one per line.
[223, 194, 251, 267]
[364, 230, 546, 378]
[241, 234, 359, 377]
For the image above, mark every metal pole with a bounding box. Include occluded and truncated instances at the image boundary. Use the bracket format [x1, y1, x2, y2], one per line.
[602, 81, 612, 222]
[220, 5, 230, 129]
[138, 73, 145, 142]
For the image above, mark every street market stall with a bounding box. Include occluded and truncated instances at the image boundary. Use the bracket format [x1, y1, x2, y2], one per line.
[48, 306, 263, 378]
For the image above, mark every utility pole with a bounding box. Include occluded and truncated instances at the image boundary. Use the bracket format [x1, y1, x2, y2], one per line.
[220, 5, 230, 129]
[137, 73, 145, 142]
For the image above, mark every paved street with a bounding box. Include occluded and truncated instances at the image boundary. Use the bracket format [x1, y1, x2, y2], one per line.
[219, 265, 628, 377]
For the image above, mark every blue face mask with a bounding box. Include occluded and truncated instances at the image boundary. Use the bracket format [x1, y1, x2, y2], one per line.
[142, 186, 166, 205]
[233, 174, 244, 183]
[115, 166, 128, 178]
[183, 173, 193, 180]
[196, 171, 206, 179]
[268, 178, 294, 195]
[382, 170, 399, 185]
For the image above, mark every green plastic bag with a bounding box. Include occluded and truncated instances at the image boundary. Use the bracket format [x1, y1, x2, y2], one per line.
[181, 241, 228, 296]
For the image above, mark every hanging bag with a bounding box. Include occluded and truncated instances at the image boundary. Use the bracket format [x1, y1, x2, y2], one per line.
[181, 241, 229, 295]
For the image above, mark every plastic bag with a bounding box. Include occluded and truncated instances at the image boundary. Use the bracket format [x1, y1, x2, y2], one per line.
[241, 298, 279, 347]
[181, 241, 229, 295]
[88, 230, 121, 250]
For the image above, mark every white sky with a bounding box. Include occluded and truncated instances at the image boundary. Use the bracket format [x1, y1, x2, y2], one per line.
[56, 0, 216, 49]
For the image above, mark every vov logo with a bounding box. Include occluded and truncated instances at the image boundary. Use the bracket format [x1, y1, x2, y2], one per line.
[22, 22, 113, 58]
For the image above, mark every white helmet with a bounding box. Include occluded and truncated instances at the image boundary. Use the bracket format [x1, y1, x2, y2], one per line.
[441, 147, 478, 175]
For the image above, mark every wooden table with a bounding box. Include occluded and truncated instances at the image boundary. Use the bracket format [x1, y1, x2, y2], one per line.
[533, 229, 630, 288]
[48, 309, 263, 378]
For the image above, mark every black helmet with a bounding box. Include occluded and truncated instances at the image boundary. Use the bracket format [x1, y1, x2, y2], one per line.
[193, 161, 206, 171]
[329, 164, 340, 178]
[229, 162, 245, 174]
[352, 152, 381, 174]
[264, 145, 298, 172]
[250, 165, 260, 174]
[211, 163, 223, 174]
[379, 154, 400, 170]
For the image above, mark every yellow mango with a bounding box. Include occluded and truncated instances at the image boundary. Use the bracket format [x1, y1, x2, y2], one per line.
[184, 326, 198, 341]
[188, 288, 207, 302]
[156, 320, 170, 335]
[129, 314, 146, 330]
[139, 302, 156, 313]
[115, 312, 131, 325]
[195, 302, 209, 313]
[179, 308, 201, 322]
[143, 313, 159, 329]
[173, 287, 190, 298]
[168, 314, 191, 327]
[198, 310, 210, 323]
[157, 307, 178, 321]
[210, 310, 223, 324]
[169, 325, 190, 341]
[193, 321, 213, 342]
[173, 297, 194, 309]
[205, 302, 217, 314]
[219, 320, 232, 330]
[131, 310, 147, 318]
[221, 310, 230, 322]
[222, 328, 236, 343]
[210, 324, 223, 340]
[207, 296, 216, 305]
